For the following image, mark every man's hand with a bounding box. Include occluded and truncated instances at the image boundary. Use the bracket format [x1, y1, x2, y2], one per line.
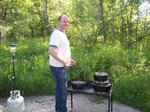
[63, 62, 71, 69]
[70, 59, 76, 66]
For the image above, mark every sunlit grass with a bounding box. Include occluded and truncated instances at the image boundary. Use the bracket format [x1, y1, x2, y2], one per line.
[0, 38, 149, 112]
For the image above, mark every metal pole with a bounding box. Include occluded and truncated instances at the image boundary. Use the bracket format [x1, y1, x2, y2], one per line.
[111, 93, 113, 112]
[108, 94, 110, 112]
[71, 92, 73, 112]
[12, 53, 16, 91]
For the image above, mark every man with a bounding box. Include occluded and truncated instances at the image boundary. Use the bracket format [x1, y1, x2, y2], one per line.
[49, 14, 76, 112]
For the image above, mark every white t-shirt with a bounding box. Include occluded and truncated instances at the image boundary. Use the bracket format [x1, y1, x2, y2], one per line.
[49, 29, 71, 67]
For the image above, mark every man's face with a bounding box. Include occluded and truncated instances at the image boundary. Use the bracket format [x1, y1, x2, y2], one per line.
[59, 15, 69, 31]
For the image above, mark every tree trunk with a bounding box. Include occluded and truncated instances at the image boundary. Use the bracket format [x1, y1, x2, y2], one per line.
[99, 0, 107, 43]
[135, 5, 140, 49]
[44, 0, 52, 36]
[0, 5, 8, 20]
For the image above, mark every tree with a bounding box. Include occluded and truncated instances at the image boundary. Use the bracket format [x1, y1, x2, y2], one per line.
[99, 0, 107, 43]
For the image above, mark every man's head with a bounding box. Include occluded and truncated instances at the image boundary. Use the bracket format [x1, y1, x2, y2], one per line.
[58, 14, 69, 32]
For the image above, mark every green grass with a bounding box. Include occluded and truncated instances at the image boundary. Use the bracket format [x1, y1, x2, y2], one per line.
[0, 38, 149, 112]
[113, 73, 150, 112]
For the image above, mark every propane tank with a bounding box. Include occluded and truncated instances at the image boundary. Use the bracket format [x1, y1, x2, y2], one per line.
[0, 105, 4, 112]
[7, 90, 25, 112]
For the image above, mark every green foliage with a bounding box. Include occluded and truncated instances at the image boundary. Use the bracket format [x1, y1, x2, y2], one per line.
[68, 43, 95, 81]
[93, 43, 127, 74]
[142, 37, 150, 65]
[0, 0, 150, 111]
[0, 38, 149, 111]
[0, 38, 54, 96]
[16, 38, 55, 95]
[1, 0, 149, 51]
[91, 42, 149, 111]
[0, 42, 12, 95]
[113, 72, 150, 112]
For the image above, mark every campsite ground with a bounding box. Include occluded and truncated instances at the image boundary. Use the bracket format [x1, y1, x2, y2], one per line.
[0, 94, 141, 112]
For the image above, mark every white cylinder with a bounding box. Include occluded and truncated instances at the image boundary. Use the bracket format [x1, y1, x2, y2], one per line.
[0, 105, 4, 112]
[7, 90, 25, 112]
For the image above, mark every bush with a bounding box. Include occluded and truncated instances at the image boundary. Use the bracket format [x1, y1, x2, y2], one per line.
[0, 38, 149, 112]
[113, 71, 150, 112]
[0, 38, 54, 96]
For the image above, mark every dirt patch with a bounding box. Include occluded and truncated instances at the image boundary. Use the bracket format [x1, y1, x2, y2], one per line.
[0, 94, 141, 112]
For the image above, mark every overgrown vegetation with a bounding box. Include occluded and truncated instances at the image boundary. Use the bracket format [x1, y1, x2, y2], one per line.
[0, 0, 150, 112]
[0, 38, 149, 112]
[0, 38, 54, 96]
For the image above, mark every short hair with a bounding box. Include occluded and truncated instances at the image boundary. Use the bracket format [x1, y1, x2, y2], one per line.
[57, 14, 67, 22]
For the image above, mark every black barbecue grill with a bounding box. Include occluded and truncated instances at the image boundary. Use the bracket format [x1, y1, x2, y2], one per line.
[67, 72, 113, 112]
